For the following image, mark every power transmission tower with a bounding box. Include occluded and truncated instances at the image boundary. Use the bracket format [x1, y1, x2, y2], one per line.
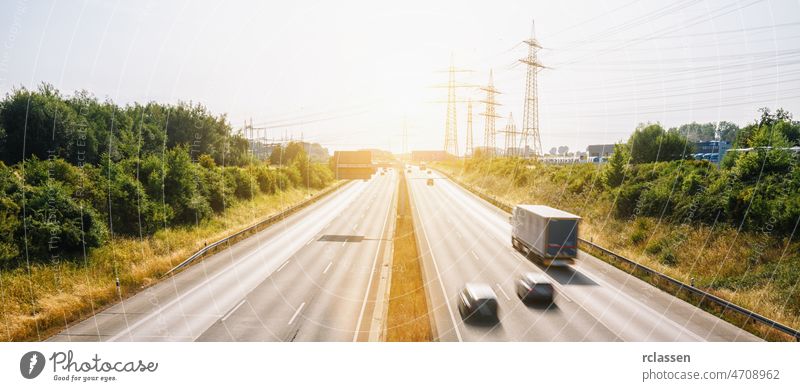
[465, 99, 473, 157]
[444, 55, 459, 156]
[499, 112, 520, 156]
[519, 20, 545, 157]
[435, 54, 475, 156]
[480, 69, 502, 158]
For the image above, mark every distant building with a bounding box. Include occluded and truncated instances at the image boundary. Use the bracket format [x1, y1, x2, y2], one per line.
[692, 140, 731, 165]
[411, 150, 454, 162]
[586, 144, 617, 158]
[332, 150, 375, 179]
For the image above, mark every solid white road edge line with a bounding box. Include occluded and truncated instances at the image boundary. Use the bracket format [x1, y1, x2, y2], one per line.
[413, 179, 463, 342]
[352, 179, 394, 342]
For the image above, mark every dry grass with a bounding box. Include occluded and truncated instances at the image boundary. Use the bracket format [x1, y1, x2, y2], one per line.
[385, 171, 433, 341]
[435, 160, 800, 340]
[0, 185, 338, 341]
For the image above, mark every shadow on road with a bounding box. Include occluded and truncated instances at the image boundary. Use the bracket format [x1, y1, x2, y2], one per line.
[539, 266, 597, 286]
[524, 301, 560, 311]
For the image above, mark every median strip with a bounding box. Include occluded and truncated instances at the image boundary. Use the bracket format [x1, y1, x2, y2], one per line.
[385, 170, 433, 341]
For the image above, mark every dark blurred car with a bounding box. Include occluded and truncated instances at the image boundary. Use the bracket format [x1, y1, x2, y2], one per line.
[426, 178, 434, 186]
[427, 170, 432, 174]
[515, 272, 554, 304]
[458, 283, 499, 322]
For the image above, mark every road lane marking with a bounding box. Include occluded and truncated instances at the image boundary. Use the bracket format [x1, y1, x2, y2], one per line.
[456, 231, 462, 238]
[353, 223, 359, 231]
[222, 299, 246, 322]
[288, 302, 306, 325]
[277, 260, 290, 272]
[323, 262, 333, 274]
[470, 250, 479, 260]
[441, 178, 631, 341]
[412, 185, 463, 342]
[104, 181, 364, 342]
[575, 264, 705, 342]
[353, 180, 394, 342]
[496, 284, 511, 301]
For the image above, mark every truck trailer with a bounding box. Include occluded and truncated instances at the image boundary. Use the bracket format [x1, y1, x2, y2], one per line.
[511, 205, 580, 266]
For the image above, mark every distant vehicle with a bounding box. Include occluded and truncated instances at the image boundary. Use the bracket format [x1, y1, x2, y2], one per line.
[515, 272, 554, 304]
[419, 163, 427, 170]
[380, 171, 385, 176]
[511, 205, 580, 266]
[458, 283, 499, 322]
[426, 178, 434, 186]
[407, 169, 412, 173]
[427, 170, 432, 174]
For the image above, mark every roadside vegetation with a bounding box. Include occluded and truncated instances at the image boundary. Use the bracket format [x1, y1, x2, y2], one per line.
[386, 169, 432, 341]
[0, 84, 335, 341]
[436, 108, 800, 337]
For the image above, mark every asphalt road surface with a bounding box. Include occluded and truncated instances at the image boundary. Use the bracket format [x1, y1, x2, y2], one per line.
[51, 170, 397, 342]
[407, 166, 760, 342]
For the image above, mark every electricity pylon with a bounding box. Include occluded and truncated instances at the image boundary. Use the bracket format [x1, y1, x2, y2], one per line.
[480, 69, 502, 158]
[499, 112, 520, 156]
[519, 20, 545, 157]
[465, 99, 473, 157]
[436, 54, 474, 157]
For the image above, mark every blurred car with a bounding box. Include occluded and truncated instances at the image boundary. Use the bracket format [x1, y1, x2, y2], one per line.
[458, 283, 499, 322]
[427, 170, 432, 174]
[515, 272, 554, 304]
[426, 178, 434, 186]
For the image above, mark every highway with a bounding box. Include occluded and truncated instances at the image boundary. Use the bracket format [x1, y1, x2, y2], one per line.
[407, 166, 761, 342]
[50, 170, 397, 342]
[49, 162, 761, 342]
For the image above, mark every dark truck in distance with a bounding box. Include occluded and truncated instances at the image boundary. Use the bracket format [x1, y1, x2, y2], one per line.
[511, 205, 580, 266]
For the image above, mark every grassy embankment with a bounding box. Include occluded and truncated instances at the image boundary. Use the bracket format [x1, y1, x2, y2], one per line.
[0, 184, 339, 342]
[385, 170, 433, 341]
[435, 159, 800, 341]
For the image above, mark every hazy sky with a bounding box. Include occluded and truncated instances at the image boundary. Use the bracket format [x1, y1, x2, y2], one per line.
[1, 0, 799, 154]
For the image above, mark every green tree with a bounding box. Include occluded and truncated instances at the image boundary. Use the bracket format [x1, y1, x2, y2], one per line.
[0, 84, 78, 165]
[19, 181, 107, 262]
[269, 144, 285, 165]
[603, 143, 628, 188]
[628, 124, 692, 163]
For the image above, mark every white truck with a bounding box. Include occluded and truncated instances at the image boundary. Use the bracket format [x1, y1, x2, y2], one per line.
[511, 205, 580, 266]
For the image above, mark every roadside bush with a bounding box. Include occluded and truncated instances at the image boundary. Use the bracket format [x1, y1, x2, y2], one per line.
[225, 166, 256, 200]
[19, 182, 107, 262]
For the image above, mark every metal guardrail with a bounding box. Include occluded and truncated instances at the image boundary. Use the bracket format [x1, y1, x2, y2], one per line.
[435, 167, 800, 341]
[579, 239, 800, 341]
[164, 181, 349, 276]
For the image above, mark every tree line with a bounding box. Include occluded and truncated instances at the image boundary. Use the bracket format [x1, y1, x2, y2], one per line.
[465, 107, 799, 237]
[0, 84, 333, 268]
[602, 108, 800, 236]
